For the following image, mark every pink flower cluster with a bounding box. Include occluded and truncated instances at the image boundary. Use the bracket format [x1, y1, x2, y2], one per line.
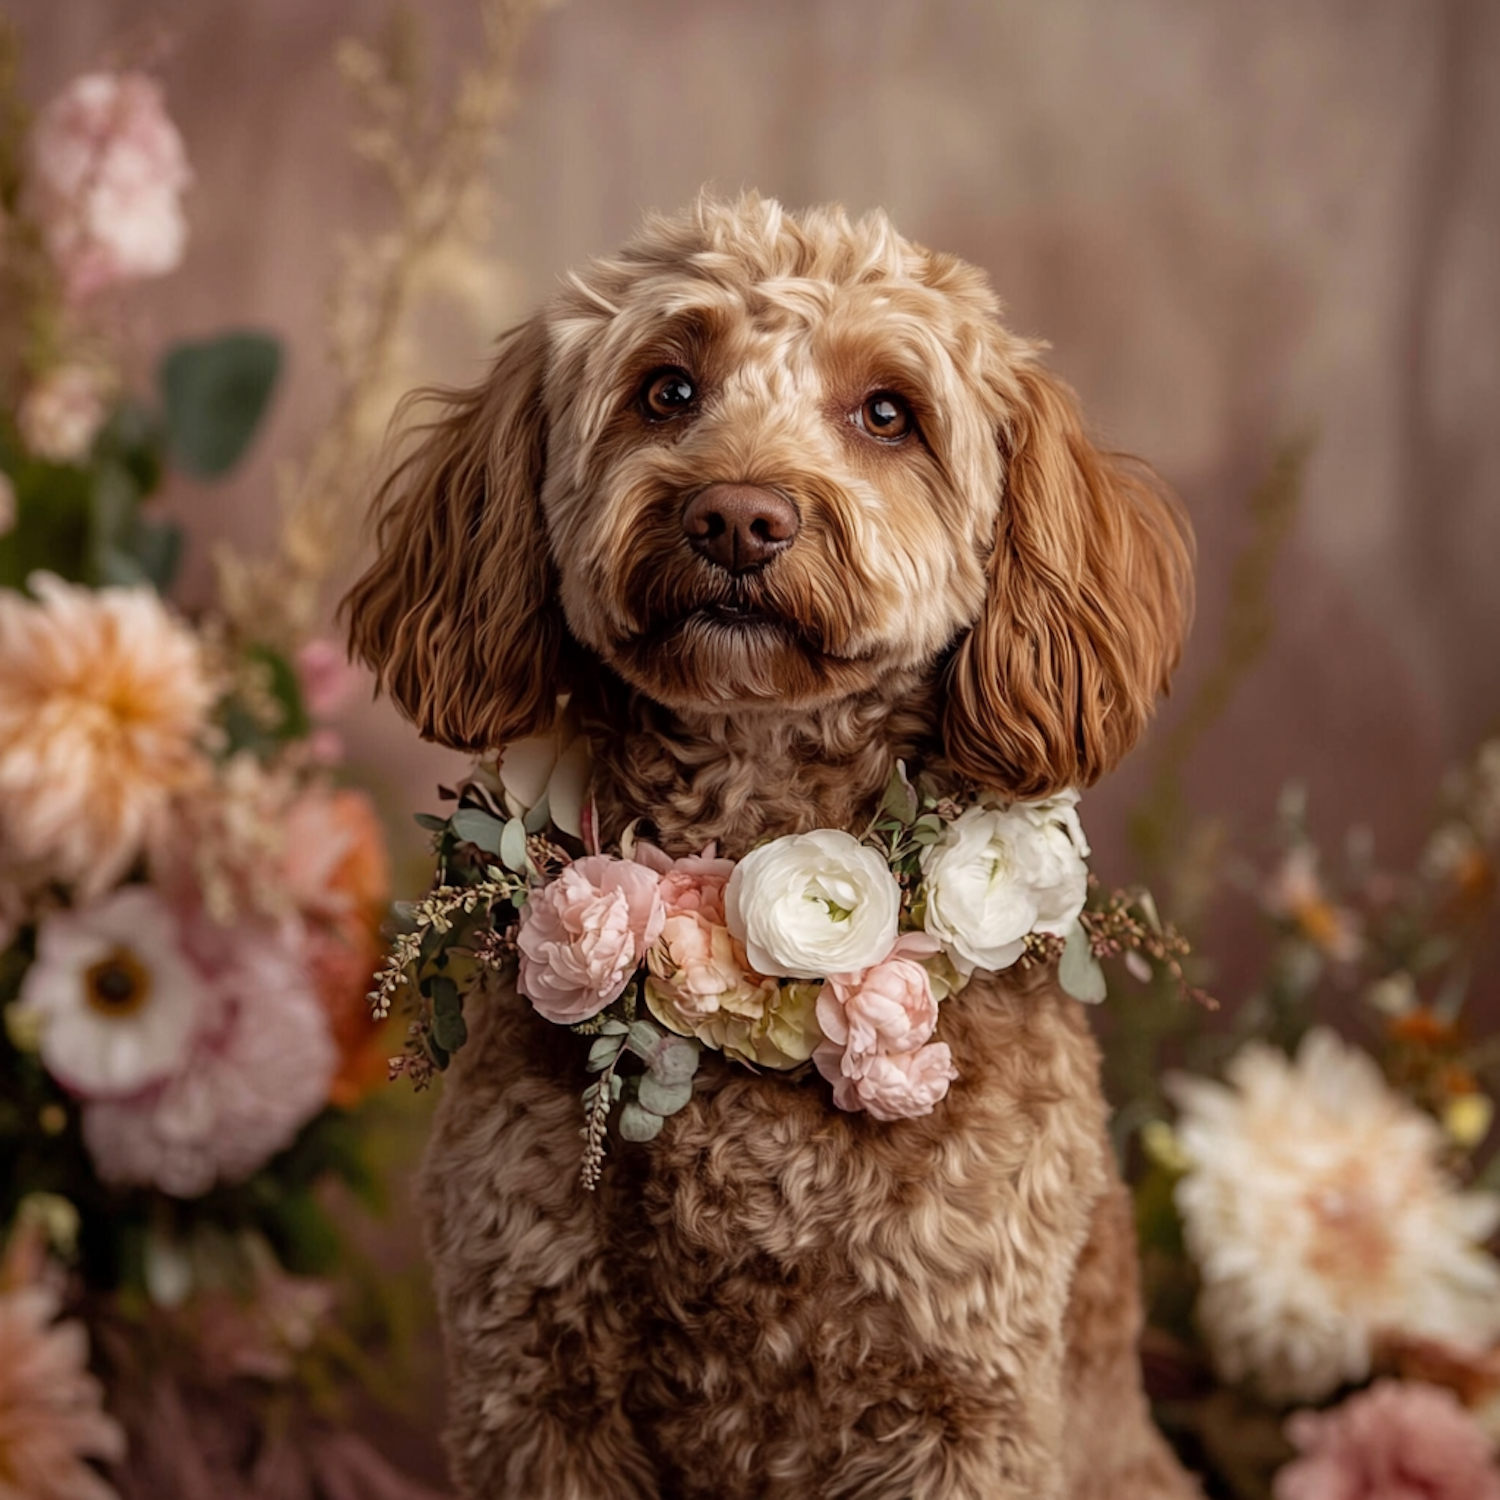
[1275, 1379, 1500, 1500]
[813, 933, 959, 1121]
[26, 71, 191, 303]
[517, 847, 959, 1121]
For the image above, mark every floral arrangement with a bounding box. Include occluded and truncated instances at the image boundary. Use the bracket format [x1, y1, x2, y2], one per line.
[375, 730, 1198, 1189]
[0, 7, 551, 1491]
[1096, 443, 1500, 1499]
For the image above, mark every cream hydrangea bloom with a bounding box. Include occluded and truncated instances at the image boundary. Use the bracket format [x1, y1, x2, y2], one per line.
[1168, 1028, 1500, 1403]
[0, 575, 214, 896]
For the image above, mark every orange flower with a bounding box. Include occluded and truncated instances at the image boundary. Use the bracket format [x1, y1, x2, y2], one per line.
[290, 790, 392, 1108]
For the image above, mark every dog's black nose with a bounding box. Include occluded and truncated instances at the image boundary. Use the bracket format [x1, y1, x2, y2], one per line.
[682, 484, 800, 575]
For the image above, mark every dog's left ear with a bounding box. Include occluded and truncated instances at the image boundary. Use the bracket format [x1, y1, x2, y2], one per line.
[943, 365, 1193, 799]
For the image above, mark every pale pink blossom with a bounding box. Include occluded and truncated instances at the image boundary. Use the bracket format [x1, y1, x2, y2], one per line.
[815, 1038, 959, 1122]
[0, 1283, 124, 1500]
[17, 365, 109, 463]
[818, 932, 942, 1066]
[27, 72, 190, 301]
[642, 848, 761, 1020]
[655, 850, 735, 923]
[1274, 1380, 1500, 1500]
[294, 638, 358, 719]
[82, 919, 335, 1196]
[518, 856, 665, 1023]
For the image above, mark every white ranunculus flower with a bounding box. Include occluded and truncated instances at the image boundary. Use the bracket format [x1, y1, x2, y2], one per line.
[13, 886, 204, 1098]
[725, 830, 900, 980]
[920, 792, 1090, 976]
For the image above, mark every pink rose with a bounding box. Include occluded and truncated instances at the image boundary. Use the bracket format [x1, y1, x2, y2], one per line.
[27, 72, 191, 302]
[814, 1039, 959, 1122]
[518, 856, 665, 1024]
[658, 853, 734, 924]
[1275, 1380, 1500, 1500]
[819, 932, 942, 1065]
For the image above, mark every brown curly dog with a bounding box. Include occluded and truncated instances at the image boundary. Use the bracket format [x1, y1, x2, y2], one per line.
[344, 194, 1201, 1500]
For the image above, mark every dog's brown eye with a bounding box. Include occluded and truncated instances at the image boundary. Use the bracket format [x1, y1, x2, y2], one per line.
[855, 391, 913, 442]
[641, 367, 697, 420]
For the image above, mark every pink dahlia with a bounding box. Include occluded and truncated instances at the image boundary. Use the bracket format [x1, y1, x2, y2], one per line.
[0, 1284, 124, 1500]
[81, 920, 335, 1197]
[26, 71, 190, 302]
[518, 856, 665, 1024]
[1275, 1379, 1500, 1500]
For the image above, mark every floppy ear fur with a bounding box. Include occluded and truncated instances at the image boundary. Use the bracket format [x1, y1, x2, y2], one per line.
[342, 317, 568, 751]
[944, 365, 1194, 799]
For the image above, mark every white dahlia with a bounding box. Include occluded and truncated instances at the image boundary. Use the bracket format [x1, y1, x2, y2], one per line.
[0, 575, 214, 896]
[13, 887, 202, 1098]
[1168, 1028, 1500, 1403]
[81, 922, 335, 1197]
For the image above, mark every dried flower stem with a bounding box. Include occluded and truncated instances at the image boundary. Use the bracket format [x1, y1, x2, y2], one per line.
[215, 0, 555, 646]
[368, 878, 515, 1018]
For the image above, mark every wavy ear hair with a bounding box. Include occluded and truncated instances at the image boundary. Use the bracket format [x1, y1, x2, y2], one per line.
[342, 318, 568, 751]
[943, 365, 1194, 799]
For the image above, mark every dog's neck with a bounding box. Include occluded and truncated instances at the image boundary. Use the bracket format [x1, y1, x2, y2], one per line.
[579, 669, 945, 860]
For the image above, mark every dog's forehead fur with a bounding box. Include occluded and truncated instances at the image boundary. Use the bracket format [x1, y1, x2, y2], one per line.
[543, 195, 1031, 459]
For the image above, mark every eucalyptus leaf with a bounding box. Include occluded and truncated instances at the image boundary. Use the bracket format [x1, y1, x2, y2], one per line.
[637, 1072, 694, 1115]
[619, 1102, 665, 1142]
[499, 816, 530, 874]
[587, 1034, 625, 1072]
[596, 1018, 628, 1036]
[451, 807, 506, 853]
[646, 1035, 700, 1086]
[160, 331, 282, 477]
[609, 1073, 624, 1101]
[625, 1019, 664, 1058]
[413, 812, 450, 832]
[1058, 921, 1107, 1004]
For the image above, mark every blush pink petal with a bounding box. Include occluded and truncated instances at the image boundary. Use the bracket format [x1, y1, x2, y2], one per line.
[1274, 1380, 1500, 1500]
[518, 856, 664, 1024]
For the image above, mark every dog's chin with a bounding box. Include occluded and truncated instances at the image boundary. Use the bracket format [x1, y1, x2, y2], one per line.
[607, 605, 884, 713]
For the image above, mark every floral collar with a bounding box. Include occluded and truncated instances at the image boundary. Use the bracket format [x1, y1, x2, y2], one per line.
[373, 735, 1189, 1188]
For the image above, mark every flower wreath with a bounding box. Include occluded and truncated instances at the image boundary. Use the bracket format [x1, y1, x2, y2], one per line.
[372, 734, 1199, 1188]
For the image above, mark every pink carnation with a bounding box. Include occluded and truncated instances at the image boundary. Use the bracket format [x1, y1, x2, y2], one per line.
[82, 918, 335, 1197]
[1275, 1380, 1500, 1500]
[27, 72, 191, 302]
[518, 855, 665, 1024]
[815, 1039, 959, 1122]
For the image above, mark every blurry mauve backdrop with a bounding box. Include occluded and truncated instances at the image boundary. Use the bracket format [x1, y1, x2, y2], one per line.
[14, 0, 1500, 884]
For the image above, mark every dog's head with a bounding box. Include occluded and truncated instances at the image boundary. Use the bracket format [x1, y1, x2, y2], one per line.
[344, 194, 1191, 798]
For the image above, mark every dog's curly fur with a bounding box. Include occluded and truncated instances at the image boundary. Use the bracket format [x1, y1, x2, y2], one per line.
[344, 194, 1201, 1499]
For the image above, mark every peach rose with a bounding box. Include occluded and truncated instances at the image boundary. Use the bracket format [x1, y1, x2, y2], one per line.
[518, 856, 665, 1024]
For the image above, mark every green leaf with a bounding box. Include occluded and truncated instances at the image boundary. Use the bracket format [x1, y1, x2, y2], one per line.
[1059, 921, 1107, 1004]
[637, 1072, 694, 1115]
[0, 457, 92, 587]
[586, 1034, 625, 1072]
[522, 792, 551, 834]
[499, 816, 529, 874]
[882, 761, 918, 823]
[431, 1007, 468, 1053]
[618, 1102, 665, 1142]
[129, 518, 183, 592]
[451, 808, 506, 853]
[159, 331, 282, 478]
[413, 812, 450, 832]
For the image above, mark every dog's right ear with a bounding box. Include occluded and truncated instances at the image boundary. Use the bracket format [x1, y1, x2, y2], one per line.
[342, 317, 568, 751]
